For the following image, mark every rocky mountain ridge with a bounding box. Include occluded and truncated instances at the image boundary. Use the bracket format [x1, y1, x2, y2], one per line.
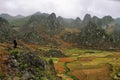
[0, 12, 120, 49]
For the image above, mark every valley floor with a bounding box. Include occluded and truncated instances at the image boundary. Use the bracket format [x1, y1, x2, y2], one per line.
[0, 42, 120, 80]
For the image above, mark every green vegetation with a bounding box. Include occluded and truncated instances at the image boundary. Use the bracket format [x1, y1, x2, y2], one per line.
[45, 49, 66, 57]
[65, 48, 103, 56]
[46, 58, 58, 62]
[66, 48, 102, 53]
[9, 16, 30, 27]
[52, 58, 58, 61]
[10, 49, 20, 57]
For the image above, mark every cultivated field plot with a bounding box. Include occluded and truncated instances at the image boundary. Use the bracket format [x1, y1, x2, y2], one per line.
[54, 48, 120, 80]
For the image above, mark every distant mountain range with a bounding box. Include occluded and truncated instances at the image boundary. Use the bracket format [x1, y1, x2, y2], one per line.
[0, 13, 24, 20]
[0, 13, 30, 27]
[0, 12, 119, 28]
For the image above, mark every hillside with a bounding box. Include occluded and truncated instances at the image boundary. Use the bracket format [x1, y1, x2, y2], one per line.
[1, 12, 120, 49]
[0, 43, 62, 80]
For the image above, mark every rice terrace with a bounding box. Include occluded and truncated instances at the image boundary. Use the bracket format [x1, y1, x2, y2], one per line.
[53, 48, 120, 80]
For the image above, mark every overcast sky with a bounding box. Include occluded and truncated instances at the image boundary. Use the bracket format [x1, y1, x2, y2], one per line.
[0, 0, 120, 19]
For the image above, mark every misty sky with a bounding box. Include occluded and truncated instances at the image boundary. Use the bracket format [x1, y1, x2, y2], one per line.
[0, 0, 120, 19]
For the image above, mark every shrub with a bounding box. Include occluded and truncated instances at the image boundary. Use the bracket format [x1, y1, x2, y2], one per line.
[10, 49, 20, 57]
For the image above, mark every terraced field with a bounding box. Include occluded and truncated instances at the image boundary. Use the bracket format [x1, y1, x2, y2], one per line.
[54, 48, 120, 80]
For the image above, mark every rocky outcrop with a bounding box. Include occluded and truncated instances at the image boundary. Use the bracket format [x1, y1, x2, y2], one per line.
[82, 14, 92, 27]
[3, 49, 61, 80]
[57, 16, 66, 27]
[21, 12, 62, 35]
[92, 16, 102, 27]
[78, 21, 107, 49]
[47, 13, 63, 35]
[101, 16, 114, 26]
[19, 13, 63, 44]
[71, 17, 81, 28]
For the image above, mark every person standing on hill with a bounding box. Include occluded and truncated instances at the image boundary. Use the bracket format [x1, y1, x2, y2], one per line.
[13, 39, 17, 48]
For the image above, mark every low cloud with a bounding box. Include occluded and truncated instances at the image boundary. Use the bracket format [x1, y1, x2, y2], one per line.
[0, 0, 120, 19]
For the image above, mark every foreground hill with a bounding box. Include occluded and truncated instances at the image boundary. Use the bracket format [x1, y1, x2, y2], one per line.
[0, 45, 62, 80]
